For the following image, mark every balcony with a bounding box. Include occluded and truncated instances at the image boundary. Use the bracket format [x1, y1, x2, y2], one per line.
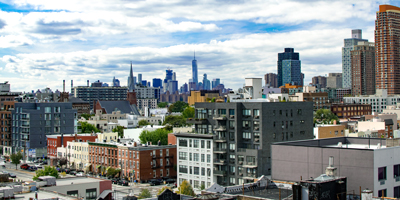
[254, 138, 260, 143]
[187, 118, 207, 124]
[215, 136, 226, 143]
[214, 148, 227, 154]
[214, 170, 227, 176]
[215, 126, 226, 131]
[243, 162, 257, 168]
[165, 155, 173, 158]
[213, 115, 227, 121]
[229, 159, 235, 164]
[165, 163, 173, 168]
[243, 173, 257, 179]
[214, 159, 227, 165]
[254, 126, 260, 131]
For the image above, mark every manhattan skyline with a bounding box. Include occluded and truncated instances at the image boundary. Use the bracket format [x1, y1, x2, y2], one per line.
[1, 0, 400, 92]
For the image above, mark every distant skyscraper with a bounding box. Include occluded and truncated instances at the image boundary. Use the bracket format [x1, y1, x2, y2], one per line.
[192, 52, 198, 89]
[342, 29, 368, 89]
[153, 78, 162, 88]
[173, 72, 177, 81]
[142, 80, 147, 86]
[138, 74, 142, 85]
[312, 76, 327, 88]
[189, 82, 196, 91]
[277, 48, 300, 87]
[128, 63, 135, 92]
[112, 76, 120, 87]
[163, 69, 174, 93]
[168, 80, 178, 94]
[282, 59, 302, 86]
[264, 73, 278, 87]
[202, 74, 211, 90]
[212, 78, 220, 89]
[375, 5, 400, 94]
[351, 41, 375, 95]
[327, 73, 343, 88]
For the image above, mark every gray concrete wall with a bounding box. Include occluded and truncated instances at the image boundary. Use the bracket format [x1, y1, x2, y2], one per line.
[47, 181, 99, 198]
[271, 144, 374, 194]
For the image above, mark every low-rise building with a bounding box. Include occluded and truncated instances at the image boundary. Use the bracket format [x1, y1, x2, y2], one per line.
[188, 90, 220, 105]
[331, 103, 372, 118]
[343, 89, 400, 113]
[314, 124, 346, 139]
[271, 137, 400, 198]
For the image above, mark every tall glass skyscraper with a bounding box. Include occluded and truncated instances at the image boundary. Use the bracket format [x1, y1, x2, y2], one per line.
[192, 52, 198, 89]
[277, 48, 300, 87]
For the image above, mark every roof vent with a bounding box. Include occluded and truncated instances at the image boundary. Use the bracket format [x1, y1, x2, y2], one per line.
[337, 142, 342, 148]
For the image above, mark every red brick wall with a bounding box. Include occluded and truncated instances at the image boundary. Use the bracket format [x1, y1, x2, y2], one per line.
[168, 134, 177, 145]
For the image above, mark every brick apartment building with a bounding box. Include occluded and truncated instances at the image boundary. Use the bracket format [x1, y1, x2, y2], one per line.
[88, 141, 177, 183]
[47, 134, 97, 166]
[0, 101, 14, 155]
[331, 103, 372, 119]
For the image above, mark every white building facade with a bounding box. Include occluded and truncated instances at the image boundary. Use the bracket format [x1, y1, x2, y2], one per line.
[176, 133, 214, 189]
[343, 90, 400, 113]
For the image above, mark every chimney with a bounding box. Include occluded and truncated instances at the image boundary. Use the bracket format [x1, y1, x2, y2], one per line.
[74, 133, 77, 141]
[361, 189, 373, 200]
[87, 80, 89, 87]
[133, 142, 137, 147]
[326, 156, 337, 177]
[63, 80, 65, 92]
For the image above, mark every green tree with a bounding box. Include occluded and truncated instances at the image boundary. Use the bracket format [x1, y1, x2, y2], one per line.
[182, 106, 195, 119]
[162, 115, 187, 127]
[10, 152, 23, 169]
[168, 101, 188, 113]
[139, 128, 171, 145]
[79, 122, 100, 133]
[59, 158, 67, 167]
[314, 109, 339, 124]
[158, 102, 168, 108]
[177, 180, 195, 197]
[138, 120, 150, 127]
[211, 97, 216, 102]
[33, 166, 59, 180]
[138, 188, 151, 199]
[157, 186, 171, 195]
[200, 183, 205, 190]
[112, 126, 125, 138]
[80, 113, 94, 120]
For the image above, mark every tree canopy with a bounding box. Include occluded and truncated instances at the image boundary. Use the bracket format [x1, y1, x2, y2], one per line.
[182, 106, 195, 119]
[10, 152, 22, 169]
[112, 125, 125, 138]
[314, 109, 339, 124]
[162, 115, 188, 127]
[138, 120, 151, 127]
[138, 188, 151, 199]
[79, 122, 100, 133]
[177, 180, 195, 196]
[139, 128, 171, 145]
[168, 101, 188, 113]
[157, 102, 168, 108]
[80, 113, 94, 120]
[33, 166, 59, 180]
[157, 186, 171, 196]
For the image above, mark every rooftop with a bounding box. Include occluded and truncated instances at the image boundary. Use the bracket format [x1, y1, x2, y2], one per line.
[174, 132, 214, 139]
[273, 137, 389, 150]
[54, 177, 103, 186]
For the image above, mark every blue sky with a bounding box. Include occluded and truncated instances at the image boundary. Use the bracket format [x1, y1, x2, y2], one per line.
[0, 0, 398, 92]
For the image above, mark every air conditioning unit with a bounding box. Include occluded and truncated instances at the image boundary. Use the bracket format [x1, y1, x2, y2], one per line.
[380, 180, 385, 185]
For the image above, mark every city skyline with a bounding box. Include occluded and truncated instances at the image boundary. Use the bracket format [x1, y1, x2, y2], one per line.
[1, 0, 400, 92]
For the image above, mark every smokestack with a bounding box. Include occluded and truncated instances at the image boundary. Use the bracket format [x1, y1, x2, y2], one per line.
[63, 80, 65, 92]
[87, 80, 89, 87]
[326, 156, 337, 177]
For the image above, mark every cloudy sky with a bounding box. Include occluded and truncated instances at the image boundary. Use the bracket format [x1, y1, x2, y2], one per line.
[0, 0, 398, 92]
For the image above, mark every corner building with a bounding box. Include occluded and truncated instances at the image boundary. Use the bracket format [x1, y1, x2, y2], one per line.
[191, 101, 314, 186]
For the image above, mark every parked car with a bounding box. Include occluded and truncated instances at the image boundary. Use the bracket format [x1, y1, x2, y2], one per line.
[29, 166, 37, 171]
[56, 167, 61, 172]
[165, 179, 176, 184]
[8, 173, 16, 178]
[33, 160, 40, 163]
[112, 178, 120, 184]
[20, 164, 29, 170]
[69, 171, 77, 175]
[149, 179, 161, 186]
[76, 172, 85, 177]
[118, 179, 129, 186]
[35, 164, 43, 168]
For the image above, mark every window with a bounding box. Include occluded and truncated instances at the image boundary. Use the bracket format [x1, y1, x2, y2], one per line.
[189, 139, 192, 147]
[378, 189, 387, 198]
[207, 141, 211, 149]
[67, 190, 78, 197]
[194, 153, 199, 161]
[86, 188, 97, 200]
[242, 121, 250, 127]
[201, 168, 205, 176]
[44, 107, 51, 113]
[229, 109, 235, 116]
[179, 152, 187, 160]
[243, 109, 251, 116]
[253, 109, 260, 118]
[194, 167, 200, 175]
[179, 165, 188, 173]
[395, 164, 400, 178]
[379, 167, 387, 181]
[395, 186, 400, 198]
[179, 139, 187, 147]
[229, 143, 235, 151]
[218, 109, 226, 115]
[207, 154, 211, 163]
[201, 140, 205, 148]
[243, 132, 251, 139]
[194, 140, 199, 148]
[189, 153, 192, 161]
[153, 170, 156, 178]
[297, 109, 302, 115]
[54, 107, 61, 113]
[201, 154, 205, 162]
